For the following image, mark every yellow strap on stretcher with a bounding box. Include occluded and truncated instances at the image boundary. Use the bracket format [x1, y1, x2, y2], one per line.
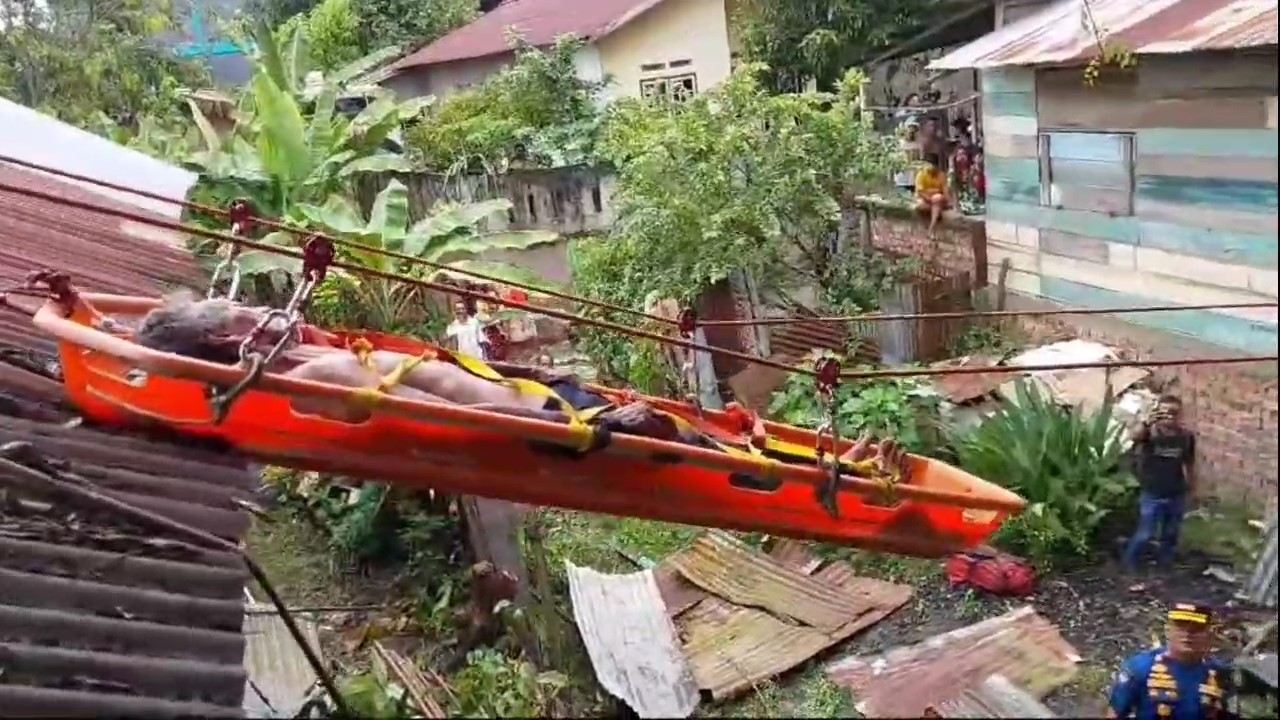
[347, 338, 846, 477]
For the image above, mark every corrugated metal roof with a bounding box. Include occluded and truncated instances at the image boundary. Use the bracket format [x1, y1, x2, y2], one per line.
[1, 164, 256, 717]
[662, 534, 913, 701]
[391, 0, 669, 71]
[0, 99, 195, 219]
[932, 0, 1279, 70]
[566, 563, 700, 718]
[665, 531, 873, 631]
[928, 673, 1057, 718]
[826, 606, 1081, 718]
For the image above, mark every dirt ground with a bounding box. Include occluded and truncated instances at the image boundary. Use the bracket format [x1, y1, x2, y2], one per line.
[248, 498, 1265, 718]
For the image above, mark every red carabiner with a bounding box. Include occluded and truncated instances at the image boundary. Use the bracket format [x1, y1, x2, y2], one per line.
[302, 235, 336, 282]
[814, 356, 841, 397]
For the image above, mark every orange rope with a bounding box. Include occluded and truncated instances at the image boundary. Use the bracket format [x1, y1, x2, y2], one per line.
[1, 179, 1276, 380]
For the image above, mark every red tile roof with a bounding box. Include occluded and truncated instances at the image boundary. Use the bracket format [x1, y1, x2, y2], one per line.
[392, 0, 670, 71]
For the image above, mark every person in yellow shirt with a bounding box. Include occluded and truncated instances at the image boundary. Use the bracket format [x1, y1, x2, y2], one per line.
[914, 152, 952, 238]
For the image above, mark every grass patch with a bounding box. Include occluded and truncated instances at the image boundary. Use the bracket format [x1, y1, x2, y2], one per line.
[705, 665, 857, 718]
[1179, 498, 1264, 570]
[246, 508, 346, 605]
[540, 510, 701, 572]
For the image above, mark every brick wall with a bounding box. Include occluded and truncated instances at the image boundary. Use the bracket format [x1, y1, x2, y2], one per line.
[1011, 296, 1278, 503]
[857, 200, 987, 284]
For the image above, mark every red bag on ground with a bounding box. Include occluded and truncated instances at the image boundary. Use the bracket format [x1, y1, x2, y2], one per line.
[945, 549, 1036, 596]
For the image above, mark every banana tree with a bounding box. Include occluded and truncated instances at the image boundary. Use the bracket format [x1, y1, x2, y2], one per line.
[236, 179, 561, 331]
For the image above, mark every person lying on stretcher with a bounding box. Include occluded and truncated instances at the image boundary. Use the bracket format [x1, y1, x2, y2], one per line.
[129, 293, 708, 445]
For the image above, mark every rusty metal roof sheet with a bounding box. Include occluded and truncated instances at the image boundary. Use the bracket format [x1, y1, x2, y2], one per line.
[826, 605, 1081, 718]
[932, 0, 1279, 70]
[928, 673, 1057, 718]
[665, 531, 872, 632]
[1, 163, 255, 717]
[661, 535, 912, 701]
[566, 563, 700, 718]
[0, 162, 199, 358]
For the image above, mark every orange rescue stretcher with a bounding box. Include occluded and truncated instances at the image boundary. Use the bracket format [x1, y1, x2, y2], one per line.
[32, 291, 1026, 558]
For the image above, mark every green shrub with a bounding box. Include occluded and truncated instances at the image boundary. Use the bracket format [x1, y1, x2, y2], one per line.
[768, 352, 944, 455]
[953, 379, 1137, 568]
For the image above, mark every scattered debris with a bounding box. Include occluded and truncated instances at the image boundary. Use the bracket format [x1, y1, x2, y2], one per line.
[242, 599, 323, 718]
[371, 640, 447, 719]
[656, 533, 912, 701]
[1205, 565, 1239, 584]
[825, 606, 1080, 717]
[931, 354, 1007, 404]
[925, 673, 1057, 718]
[566, 564, 699, 719]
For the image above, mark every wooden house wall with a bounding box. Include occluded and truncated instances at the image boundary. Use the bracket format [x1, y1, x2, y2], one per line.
[980, 50, 1278, 355]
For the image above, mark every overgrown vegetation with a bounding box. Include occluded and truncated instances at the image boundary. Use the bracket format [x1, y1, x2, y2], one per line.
[240, 178, 558, 330]
[1, 0, 209, 130]
[952, 379, 1137, 568]
[574, 65, 899, 386]
[769, 352, 945, 455]
[405, 36, 606, 174]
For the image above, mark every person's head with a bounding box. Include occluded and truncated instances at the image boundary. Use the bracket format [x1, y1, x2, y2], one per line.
[904, 93, 920, 107]
[1165, 602, 1214, 661]
[134, 291, 284, 364]
[1154, 393, 1183, 428]
[922, 117, 938, 135]
[453, 301, 470, 322]
[953, 146, 970, 170]
[924, 152, 942, 171]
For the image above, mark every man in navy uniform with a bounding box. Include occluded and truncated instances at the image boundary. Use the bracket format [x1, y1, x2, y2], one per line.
[1107, 601, 1236, 719]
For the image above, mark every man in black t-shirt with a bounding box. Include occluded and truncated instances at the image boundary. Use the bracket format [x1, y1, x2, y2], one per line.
[1123, 395, 1197, 569]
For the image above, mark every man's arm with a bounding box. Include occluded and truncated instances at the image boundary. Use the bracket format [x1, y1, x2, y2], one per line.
[1106, 656, 1145, 719]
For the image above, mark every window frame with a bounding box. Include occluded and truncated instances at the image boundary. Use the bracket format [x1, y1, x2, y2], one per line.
[1037, 130, 1136, 216]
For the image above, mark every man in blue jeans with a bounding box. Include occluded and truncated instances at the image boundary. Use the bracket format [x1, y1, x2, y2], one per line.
[1123, 395, 1197, 569]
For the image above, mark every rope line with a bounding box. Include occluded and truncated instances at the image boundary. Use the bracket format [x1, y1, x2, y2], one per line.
[0, 178, 1276, 380]
[0, 154, 670, 326]
[6, 154, 1276, 331]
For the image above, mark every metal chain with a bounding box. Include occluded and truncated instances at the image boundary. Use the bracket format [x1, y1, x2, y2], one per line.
[207, 199, 255, 301]
[812, 356, 843, 518]
[209, 236, 336, 424]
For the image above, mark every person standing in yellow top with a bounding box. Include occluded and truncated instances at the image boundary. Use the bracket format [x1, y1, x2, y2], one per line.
[914, 152, 952, 238]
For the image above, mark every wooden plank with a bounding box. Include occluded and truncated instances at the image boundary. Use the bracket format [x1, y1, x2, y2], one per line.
[1038, 87, 1271, 130]
[983, 91, 1036, 117]
[1038, 276, 1279, 355]
[1045, 132, 1129, 163]
[1135, 198, 1277, 236]
[982, 67, 1035, 94]
[984, 131, 1038, 158]
[987, 114, 1038, 136]
[1138, 52, 1279, 96]
[986, 220, 1040, 249]
[990, 263, 1042, 295]
[985, 156, 1041, 204]
[986, 200, 1140, 244]
[1137, 128, 1279, 159]
[1136, 155, 1278, 183]
[1269, 97, 1277, 129]
[1039, 229, 1110, 263]
[1139, 220, 1278, 269]
[987, 240, 1040, 274]
[1038, 252, 1278, 323]
[1136, 175, 1278, 213]
[1135, 245, 1263, 293]
[1049, 158, 1129, 188]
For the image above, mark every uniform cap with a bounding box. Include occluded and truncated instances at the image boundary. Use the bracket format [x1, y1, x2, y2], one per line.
[1167, 601, 1212, 625]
